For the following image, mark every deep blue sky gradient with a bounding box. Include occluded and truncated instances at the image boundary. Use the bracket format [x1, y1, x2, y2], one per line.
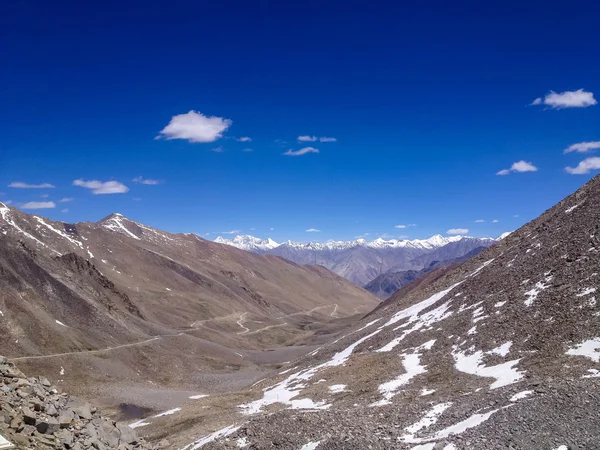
[1, 0, 599, 241]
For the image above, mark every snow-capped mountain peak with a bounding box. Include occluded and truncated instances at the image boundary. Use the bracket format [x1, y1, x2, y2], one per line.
[214, 234, 488, 252]
[214, 235, 280, 252]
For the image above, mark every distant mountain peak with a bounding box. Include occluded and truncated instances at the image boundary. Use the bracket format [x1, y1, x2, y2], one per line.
[214, 233, 490, 252]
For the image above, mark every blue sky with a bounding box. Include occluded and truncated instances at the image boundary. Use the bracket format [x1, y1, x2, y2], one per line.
[1, 0, 599, 242]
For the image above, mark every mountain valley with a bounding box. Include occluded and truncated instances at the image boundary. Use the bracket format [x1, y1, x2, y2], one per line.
[0, 204, 378, 435]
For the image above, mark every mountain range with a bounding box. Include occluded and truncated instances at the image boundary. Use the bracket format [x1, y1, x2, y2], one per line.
[215, 234, 497, 286]
[0, 204, 377, 420]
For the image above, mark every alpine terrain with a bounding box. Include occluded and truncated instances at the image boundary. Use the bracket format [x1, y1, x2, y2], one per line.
[141, 173, 600, 449]
[215, 235, 496, 286]
[0, 203, 378, 439]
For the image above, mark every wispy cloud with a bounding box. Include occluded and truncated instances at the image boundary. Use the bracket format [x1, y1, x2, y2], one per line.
[21, 201, 56, 209]
[298, 136, 337, 143]
[242, 148, 253, 152]
[236, 136, 252, 142]
[497, 160, 538, 175]
[73, 179, 129, 194]
[211, 146, 224, 153]
[220, 229, 241, 235]
[531, 89, 597, 109]
[395, 224, 416, 229]
[3, 200, 12, 205]
[58, 197, 74, 203]
[564, 141, 600, 154]
[61, 208, 69, 213]
[284, 147, 319, 157]
[9, 182, 55, 189]
[156, 110, 232, 143]
[306, 228, 321, 232]
[132, 176, 161, 185]
[447, 228, 469, 235]
[565, 157, 600, 175]
[474, 219, 485, 223]
[492, 219, 499, 223]
[41, 194, 49, 198]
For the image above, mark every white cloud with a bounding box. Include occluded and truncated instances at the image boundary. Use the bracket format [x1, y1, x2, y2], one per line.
[298, 136, 337, 143]
[565, 157, 600, 175]
[475, 219, 485, 223]
[73, 179, 129, 194]
[21, 201, 56, 209]
[59, 197, 74, 203]
[157, 110, 232, 143]
[306, 228, 321, 232]
[496, 160, 538, 175]
[211, 146, 224, 153]
[564, 141, 600, 154]
[270, 227, 275, 231]
[3, 200, 12, 205]
[492, 219, 499, 223]
[395, 224, 407, 229]
[221, 230, 241, 235]
[447, 228, 469, 235]
[531, 89, 597, 109]
[284, 147, 319, 157]
[298, 135, 318, 142]
[41, 194, 49, 198]
[9, 182, 55, 189]
[61, 208, 69, 213]
[132, 176, 161, 185]
[236, 137, 252, 142]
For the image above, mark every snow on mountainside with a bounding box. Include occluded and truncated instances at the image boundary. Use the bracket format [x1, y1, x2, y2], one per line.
[215, 233, 497, 286]
[182, 173, 600, 450]
[215, 234, 471, 252]
[214, 235, 279, 252]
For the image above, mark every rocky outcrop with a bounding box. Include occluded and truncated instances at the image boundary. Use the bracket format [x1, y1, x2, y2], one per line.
[0, 356, 154, 449]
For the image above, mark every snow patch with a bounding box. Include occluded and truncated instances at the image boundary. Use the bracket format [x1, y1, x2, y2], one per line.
[452, 343, 523, 389]
[183, 425, 240, 449]
[524, 276, 553, 307]
[566, 338, 600, 362]
[577, 287, 597, 297]
[299, 442, 321, 450]
[372, 341, 435, 406]
[328, 384, 347, 393]
[510, 390, 533, 401]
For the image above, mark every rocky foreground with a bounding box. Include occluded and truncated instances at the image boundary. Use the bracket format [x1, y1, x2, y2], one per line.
[0, 356, 159, 450]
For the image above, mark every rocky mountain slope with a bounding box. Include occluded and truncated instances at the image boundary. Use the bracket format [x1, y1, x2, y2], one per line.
[0, 204, 377, 418]
[216, 235, 495, 286]
[365, 247, 486, 299]
[0, 356, 155, 449]
[159, 174, 600, 449]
